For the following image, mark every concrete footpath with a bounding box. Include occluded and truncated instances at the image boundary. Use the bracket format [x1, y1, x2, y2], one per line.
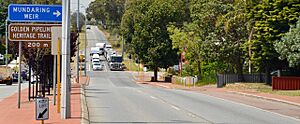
[0, 76, 89, 124]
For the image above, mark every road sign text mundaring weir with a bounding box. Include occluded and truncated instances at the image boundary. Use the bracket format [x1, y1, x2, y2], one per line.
[8, 4, 62, 22]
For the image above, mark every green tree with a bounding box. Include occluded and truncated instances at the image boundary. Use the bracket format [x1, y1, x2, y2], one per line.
[70, 12, 86, 32]
[86, 0, 125, 31]
[249, 0, 300, 73]
[122, 0, 187, 81]
[275, 17, 300, 67]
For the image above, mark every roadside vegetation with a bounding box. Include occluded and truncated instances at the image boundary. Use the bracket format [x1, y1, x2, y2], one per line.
[225, 83, 300, 96]
[86, 0, 300, 84]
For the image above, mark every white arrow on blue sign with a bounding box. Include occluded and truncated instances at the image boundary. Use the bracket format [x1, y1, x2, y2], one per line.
[8, 4, 62, 22]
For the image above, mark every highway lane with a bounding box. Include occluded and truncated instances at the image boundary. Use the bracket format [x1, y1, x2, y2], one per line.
[86, 25, 111, 72]
[85, 26, 300, 124]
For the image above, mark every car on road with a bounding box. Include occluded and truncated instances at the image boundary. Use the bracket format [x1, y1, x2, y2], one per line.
[92, 54, 100, 61]
[92, 62, 104, 71]
[86, 26, 91, 29]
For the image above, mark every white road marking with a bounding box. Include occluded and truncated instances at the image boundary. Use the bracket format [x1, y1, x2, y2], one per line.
[187, 113, 196, 118]
[171, 105, 181, 111]
[150, 96, 158, 100]
[201, 93, 300, 122]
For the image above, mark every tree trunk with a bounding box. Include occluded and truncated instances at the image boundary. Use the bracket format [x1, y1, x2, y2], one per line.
[197, 60, 201, 78]
[236, 52, 244, 82]
[265, 64, 271, 85]
[153, 67, 158, 82]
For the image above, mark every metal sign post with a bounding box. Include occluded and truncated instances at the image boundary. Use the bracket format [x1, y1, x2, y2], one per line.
[17, 42, 22, 109]
[35, 97, 49, 121]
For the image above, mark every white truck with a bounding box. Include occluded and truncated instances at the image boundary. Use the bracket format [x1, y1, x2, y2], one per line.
[104, 44, 112, 58]
[106, 50, 116, 62]
[90, 47, 100, 56]
[96, 43, 106, 55]
[108, 55, 123, 71]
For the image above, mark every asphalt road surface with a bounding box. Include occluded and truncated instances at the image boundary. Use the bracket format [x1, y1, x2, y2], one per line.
[85, 26, 300, 124]
[0, 82, 28, 101]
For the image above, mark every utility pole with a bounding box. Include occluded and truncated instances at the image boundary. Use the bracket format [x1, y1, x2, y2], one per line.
[62, 0, 71, 119]
[76, 0, 80, 83]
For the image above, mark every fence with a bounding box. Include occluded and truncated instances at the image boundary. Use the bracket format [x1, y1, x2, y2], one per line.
[172, 76, 198, 87]
[272, 76, 300, 90]
[217, 73, 268, 88]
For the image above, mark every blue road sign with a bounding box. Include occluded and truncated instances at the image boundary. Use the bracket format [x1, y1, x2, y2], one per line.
[8, 4, 62, 22]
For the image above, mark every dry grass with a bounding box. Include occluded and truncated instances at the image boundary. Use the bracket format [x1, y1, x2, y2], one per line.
[225, 83, 300, 96]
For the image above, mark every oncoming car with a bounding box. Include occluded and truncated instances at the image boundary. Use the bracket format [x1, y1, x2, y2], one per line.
[92, 63, 104, 71]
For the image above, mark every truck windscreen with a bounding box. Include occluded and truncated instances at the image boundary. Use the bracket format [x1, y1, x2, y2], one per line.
[111, 57, 122, 62]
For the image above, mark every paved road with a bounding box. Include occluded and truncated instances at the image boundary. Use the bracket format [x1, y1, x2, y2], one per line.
[0, 82, 28, 101]
[85, 26, 300, 124]
[86, 25, 110, 71]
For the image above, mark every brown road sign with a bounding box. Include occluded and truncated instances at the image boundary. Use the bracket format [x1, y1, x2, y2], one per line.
[24, 41, 51, 48]
[8, 24, 61, 42]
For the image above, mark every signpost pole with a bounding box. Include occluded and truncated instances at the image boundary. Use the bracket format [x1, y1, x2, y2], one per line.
[17, 42, 22, 109]
[53, 55, 56, 105]
[5, 19, 8, 70]
[57, 38, 61, 112]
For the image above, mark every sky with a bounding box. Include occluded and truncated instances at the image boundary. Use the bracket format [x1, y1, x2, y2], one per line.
[70, 0, 95, 15]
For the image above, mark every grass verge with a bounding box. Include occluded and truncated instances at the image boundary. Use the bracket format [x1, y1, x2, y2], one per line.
[225, 83, 300, 96]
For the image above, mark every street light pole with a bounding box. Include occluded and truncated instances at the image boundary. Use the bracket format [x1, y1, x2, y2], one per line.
[62, 0, 71, 119]
[76, 0, 80, 83]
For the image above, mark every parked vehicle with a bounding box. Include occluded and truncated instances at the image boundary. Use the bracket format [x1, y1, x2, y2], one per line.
[109, 55, 123, 71]
[95, 43, 106, 55]
[0, 67, 12, 85]
[0, 54, 4, 61]
[20, 70, 28, 81]
[12, 73, 19, 82]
